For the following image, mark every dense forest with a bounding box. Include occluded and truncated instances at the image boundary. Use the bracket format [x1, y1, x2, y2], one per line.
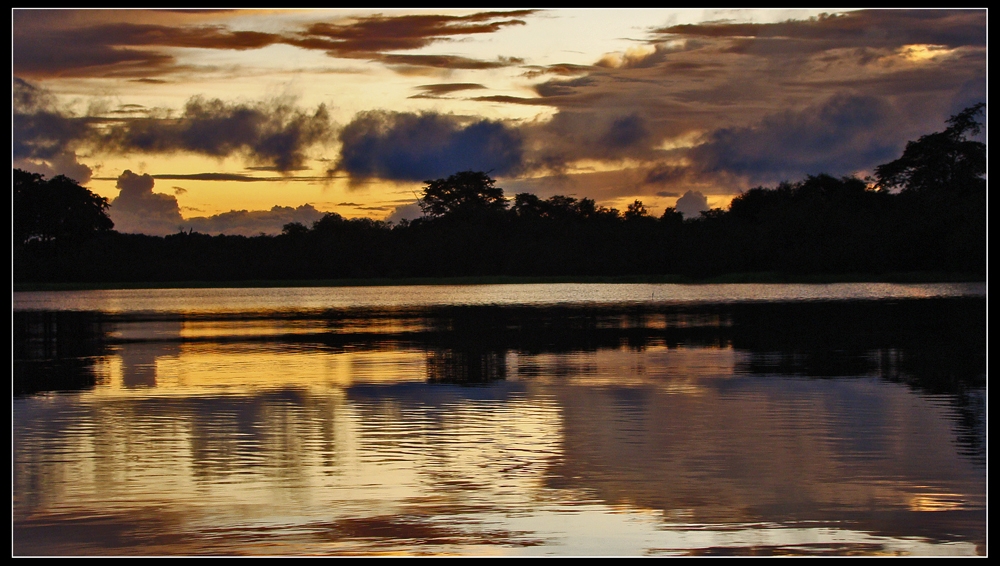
[13, 104, 985, 284]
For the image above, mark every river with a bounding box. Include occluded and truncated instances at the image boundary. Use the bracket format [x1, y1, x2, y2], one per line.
[12, 283, 987, 556]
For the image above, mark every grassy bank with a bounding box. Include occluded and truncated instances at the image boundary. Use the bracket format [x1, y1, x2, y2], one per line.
[11, 272, 985, 292]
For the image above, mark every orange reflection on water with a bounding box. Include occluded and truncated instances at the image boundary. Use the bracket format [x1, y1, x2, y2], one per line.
[907, 491, 968, 512]
[13, 308, 986, 555]
[91, 343, 428, 395]
[511, 345, 737, 394]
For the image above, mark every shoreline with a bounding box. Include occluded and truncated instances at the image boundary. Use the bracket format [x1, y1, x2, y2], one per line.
[12, 271, 984, 292]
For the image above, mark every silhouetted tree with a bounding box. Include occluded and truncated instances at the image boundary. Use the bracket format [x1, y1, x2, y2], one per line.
[13, 169, 113, 246]
[419, 171, 508, 218]
[873, 103, 985, 195]
[660, 206, 684, 225]
[872, 104, 986, 274]
[281, 221, 309, 236]
[624, 199, 649, 220]
[512, 192, 545, 218]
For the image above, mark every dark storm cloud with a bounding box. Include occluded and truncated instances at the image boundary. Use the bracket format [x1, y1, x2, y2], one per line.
[100, 97, 335, 172]
[525, 111, 657, 171]
[410, 83, 488, 99]
[335, 111, 525, 182]
[12, 78, 91, 161]
[646, 165, 690, 186]
[600, 115, 650, 149]
[689, 94, 900, 184]
[12, 77, 95, 182]
[15, 73, 338, 176]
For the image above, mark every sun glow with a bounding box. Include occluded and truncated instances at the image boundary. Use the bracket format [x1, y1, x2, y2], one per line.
[898, 44, 953, 62]
[656, 131, 705, 152]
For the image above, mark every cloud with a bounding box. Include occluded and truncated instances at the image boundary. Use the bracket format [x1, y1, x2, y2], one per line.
[654, 9, 986, 51]
[110, 170, 185, 235]
[14, 77, 337, 179]
[471, 95, 553, 106]
[335, 111, 525, 182]
[410, 83, 488, 99]
[13, 9, 985, 209]
[645, 164, 690, 186]
[100, 96, 335, 172]
[522, 63, 593, 79]
[289, 12, 535, 73]
[524, 111, 656, 171]
[600, 115, 651, 149]
[12, 153, 94, 187]
[385, 202, 425, 224]
[108, 169, 327, 236]
[12, 11, 289, 79]
[13, 10, 538, 78]
[533, 76, 599, 98]
[381, 54, 522, 71]
[594, 44, 679, 70]
[182, 204, 326, 236]
[13, 24, 177, 79]
[675, 190, 709, 218]
[689, 94, 900, 184]
[474, 8, 984, 198]
[12, 77, 94, 183]
[294, 10, 536, 58]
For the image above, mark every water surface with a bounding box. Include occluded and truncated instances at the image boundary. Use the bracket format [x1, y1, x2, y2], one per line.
[12, 281, 985, 313]
[13, 283, 986, 556]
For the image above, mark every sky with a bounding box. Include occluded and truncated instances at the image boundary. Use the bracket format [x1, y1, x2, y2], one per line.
[12, 8, 987, 236]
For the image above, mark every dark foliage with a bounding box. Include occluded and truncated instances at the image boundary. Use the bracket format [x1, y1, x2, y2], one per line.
[13, 169, 114, 247]
[873, 103, 985, 195]
[419, 170, 508, 218]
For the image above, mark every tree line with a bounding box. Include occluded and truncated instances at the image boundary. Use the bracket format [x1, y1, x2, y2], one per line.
[13, 104, 985, 283]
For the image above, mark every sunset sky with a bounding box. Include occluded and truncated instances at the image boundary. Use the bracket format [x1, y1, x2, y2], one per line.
[12, 8, 986, 236]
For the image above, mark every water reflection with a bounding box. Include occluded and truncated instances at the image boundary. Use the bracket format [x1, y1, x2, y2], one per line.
[18, 298, 982, 392]
[13, 311, 110, 395]
[11, 282, 986, 313]
[12, 294, 985, 555]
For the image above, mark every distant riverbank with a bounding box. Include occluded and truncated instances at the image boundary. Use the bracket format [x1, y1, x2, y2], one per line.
[12, 271, 984, 292]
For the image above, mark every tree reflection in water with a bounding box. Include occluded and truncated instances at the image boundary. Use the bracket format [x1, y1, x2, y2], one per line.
[12, 294, 985, 555]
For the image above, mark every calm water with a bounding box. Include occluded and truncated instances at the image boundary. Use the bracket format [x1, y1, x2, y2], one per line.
[12, 283, 987, 556]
